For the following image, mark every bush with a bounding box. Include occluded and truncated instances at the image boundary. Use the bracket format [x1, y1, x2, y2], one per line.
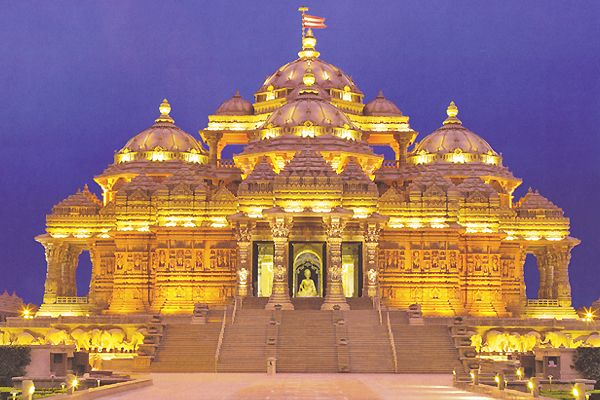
[573, 347, 600, 386]
[0, 346, 31, 387]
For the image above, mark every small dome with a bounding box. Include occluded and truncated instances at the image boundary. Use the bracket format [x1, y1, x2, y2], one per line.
[364, 91, 402, 116]
[215, 90, 254, 115]
[408, 102, 500, 165]
[115, 100, 207, 164]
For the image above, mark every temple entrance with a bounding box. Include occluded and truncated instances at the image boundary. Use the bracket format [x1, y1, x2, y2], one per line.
[253, 241, 363, 298]
[341, 242, 362, 297]
[253, 242, 274, 297]
[290, 243, 325, 297]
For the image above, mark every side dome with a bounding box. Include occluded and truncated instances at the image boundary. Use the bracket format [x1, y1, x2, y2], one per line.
[364, 91, 402, 116]
[407, 102, 501, 166]
[115, 100, 208, 164]
[215, 90, 254, 115]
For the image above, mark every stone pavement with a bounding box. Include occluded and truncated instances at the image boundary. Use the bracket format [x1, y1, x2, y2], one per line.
[102, 373, 493, 400]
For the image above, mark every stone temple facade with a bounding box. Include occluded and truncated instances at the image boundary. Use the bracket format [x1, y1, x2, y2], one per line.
[36, 30, 578, 318]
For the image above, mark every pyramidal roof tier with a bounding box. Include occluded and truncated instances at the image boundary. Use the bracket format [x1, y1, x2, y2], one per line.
[279, 150, 338, 178]
[53, 185, 102, 215]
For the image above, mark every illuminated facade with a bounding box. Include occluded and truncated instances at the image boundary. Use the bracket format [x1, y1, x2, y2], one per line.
[36, 29, 578, 318]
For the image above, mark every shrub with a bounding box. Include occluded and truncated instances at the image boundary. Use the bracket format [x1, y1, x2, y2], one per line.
[572, 347, 600, 388]
[0, 346, 31, 386]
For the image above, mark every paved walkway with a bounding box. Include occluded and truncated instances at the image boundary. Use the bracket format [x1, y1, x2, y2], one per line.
[103, 373, 493, 400]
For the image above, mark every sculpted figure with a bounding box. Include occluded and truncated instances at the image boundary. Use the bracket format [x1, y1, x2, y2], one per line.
[16, 332, 36, 345]
[71, 328, 91, 351]
[297, 269, 318, 297]
[586, 334, 600, 347]
[45, 329, 70, 345]
[542, 331, 574, 348]
[470, 333, 482, 352]
[128, 329, 146, 351]
[107, 328, 126, 351]
[483, 330, 505, 352]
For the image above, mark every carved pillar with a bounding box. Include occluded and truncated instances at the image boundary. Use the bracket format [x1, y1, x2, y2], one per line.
[364, 225, 382, 298]
[321, 215, 350, 310]
[204, 131, 222, 168]
[553, 245, 573, 306]
[536, 251, 549, 299]
[60, 246, 82, 297]
[265, 215, 294, 310]
[41, 241, 67, 305]
[231, 217, 254, 297]
[362, 214, 388, 298]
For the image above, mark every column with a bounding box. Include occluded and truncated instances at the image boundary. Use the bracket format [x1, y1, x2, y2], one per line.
[61, 246, 82, 297]
[364, 224, 382, 298]
[40, 240, 67, 305]
[204, 131, 222, 168]
[265, 216, 294, 310]
[232, 219, 254, 297]
[535, 251, 550, 299]
[321, 215, 350, 310]
[552, 245, 574, 306]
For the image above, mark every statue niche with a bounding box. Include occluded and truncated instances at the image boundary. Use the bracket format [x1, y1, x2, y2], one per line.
[294, 251, 322, 297]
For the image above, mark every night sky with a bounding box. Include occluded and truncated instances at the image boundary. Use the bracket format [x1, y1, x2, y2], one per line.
[1, 1, 599, 309]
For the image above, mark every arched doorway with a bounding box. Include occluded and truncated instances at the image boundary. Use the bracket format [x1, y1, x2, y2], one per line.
[293, 250, 323, 297]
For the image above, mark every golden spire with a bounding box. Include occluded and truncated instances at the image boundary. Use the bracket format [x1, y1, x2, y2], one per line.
[156, 99, 174, 124]
[443, 101, 462, 125]
[298, 28, 320, 58]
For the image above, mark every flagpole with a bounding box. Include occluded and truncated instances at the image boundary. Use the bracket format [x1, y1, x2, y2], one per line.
[299, 6, 308, 38]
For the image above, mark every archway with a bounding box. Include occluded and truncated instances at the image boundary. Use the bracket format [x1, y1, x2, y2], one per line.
[293, 250, 323, 297]
[76, 250, 93, 298]
[523, 253, 539, 300]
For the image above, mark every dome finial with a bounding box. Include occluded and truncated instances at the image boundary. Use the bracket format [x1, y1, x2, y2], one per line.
[298, 28, 320, 58]
[443, 101, 461, 125]
[156, 99, 174, 124]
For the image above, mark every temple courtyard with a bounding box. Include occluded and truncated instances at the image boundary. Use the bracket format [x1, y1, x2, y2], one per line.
[103, 373, 492, 399]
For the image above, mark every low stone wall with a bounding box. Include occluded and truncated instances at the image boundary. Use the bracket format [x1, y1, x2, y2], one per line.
[47, 378, 152, 400]
[454, 381, 554, 400]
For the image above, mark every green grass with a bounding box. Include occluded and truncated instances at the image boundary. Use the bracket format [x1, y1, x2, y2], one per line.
[0, 387, 67, 399]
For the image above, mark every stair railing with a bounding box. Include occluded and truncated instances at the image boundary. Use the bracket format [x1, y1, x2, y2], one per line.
[386, 310, 398, 373]
[373, 296, 382, 325]
[231, 296, 239, 325]
[214, 309, 227, 372]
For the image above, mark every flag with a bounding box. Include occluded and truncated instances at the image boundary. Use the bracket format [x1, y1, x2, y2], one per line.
[303, 14, 327, 29]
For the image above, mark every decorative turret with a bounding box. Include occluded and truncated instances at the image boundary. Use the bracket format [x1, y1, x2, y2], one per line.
[215, 90, 254, 116]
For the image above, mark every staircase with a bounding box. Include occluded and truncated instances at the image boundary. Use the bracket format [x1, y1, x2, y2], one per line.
[151, 320, 223, 372]
[217, 310, 273, 372]
[388, 311, 463, 373]
[343, 310, 396, 373]
[276, 310, 338, 373]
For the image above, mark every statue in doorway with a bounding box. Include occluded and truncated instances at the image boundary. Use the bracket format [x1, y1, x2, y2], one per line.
[297, 269, 318, 297]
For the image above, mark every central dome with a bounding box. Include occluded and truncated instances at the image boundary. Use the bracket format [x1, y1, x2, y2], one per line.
[257, 72, 361, 141]
[254, 30, 363, 112]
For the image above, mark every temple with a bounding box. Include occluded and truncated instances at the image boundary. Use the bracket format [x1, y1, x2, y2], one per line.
[35, 28, 578, 319]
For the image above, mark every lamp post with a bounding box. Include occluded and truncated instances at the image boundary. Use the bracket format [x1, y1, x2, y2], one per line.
[528, 377, 540, 398]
